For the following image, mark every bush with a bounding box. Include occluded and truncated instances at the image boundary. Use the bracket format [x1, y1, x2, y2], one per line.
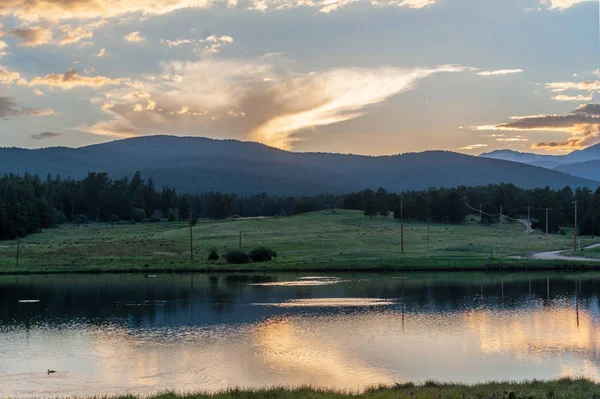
[72, 214, 88, 225]
[208, 248, 219, 261]
[132, 208, 146, 223]
[54, 211, 67, 224]
[167, 208, 176, 222]
[149, 215, 161, 223]
[224, 250, 250, 264]
[249, 247, 278, 262]
[111, 214, 120, 223]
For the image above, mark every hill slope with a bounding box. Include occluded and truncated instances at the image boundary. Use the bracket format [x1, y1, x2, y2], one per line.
[0, 136, 596, 195]
[554, 160, 600, 182]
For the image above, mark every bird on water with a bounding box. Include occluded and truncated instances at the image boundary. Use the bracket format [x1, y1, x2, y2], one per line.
[47, 369, 55, 375]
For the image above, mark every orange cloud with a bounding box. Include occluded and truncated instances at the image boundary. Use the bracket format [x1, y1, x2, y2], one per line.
[7, 26, 52, 47]
[476, 104, 600, 150]
[77, 59, 472, 149]
[27, 68, 128, 89]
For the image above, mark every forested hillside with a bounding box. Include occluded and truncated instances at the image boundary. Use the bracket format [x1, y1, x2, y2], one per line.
[0, 136, 595, 195]
[1, 171, 599, 241]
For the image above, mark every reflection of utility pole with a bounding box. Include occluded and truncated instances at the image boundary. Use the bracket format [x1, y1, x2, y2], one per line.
[575, 280, 579, 328]
[190, 275, 194, 322]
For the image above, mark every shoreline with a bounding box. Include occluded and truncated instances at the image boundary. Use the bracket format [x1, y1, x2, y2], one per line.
[12, 379, 600, 399]
[4, 257, 600, 275]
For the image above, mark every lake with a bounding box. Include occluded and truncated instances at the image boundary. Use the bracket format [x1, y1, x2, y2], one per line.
[1, 272, 599, 397]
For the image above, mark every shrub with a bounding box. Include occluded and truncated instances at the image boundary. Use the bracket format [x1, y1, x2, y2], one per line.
[249, 247, 278, 262]
[149, 215, 161, 223]
[208, 248, 219, 261]
[167, 208, 176, 222]
[111, 214, 120, 223]
[72, 214, 88, 225]
[224, 249, 250, 264]
[132, 208, 146, 223]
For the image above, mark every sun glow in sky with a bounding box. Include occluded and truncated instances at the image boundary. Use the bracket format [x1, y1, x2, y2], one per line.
[0, 0, 598, 154]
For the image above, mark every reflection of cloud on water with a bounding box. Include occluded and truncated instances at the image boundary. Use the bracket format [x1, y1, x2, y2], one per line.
[253, 298, 395, 307]
[250, 277, 342, 286]
[251, 318, 395, 389]
[5, 301, 600, 397]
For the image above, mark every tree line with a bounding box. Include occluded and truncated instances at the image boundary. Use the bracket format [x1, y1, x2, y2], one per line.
[1, 172, 599, 241]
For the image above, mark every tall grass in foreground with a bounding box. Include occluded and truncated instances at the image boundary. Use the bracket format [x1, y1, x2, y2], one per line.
[85, 379, 600, 399]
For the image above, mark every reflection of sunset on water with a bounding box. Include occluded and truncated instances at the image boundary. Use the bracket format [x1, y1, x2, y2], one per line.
[4, 273, 600, 397]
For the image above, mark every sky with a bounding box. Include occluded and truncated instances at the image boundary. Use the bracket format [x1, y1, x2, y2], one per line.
[0, 0, 599, 155]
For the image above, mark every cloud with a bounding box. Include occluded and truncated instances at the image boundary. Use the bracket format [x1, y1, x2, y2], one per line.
[31, 131, 62, 140]
[476, 69, 524, 77]
[475, 104, 600, 150]
[57, 21, 106, 45]
[0, 66, 21, 84]
[552, 94, 593, 102]
[0, 0, 438, 23]
[27, 68, 128, 89]
[0, 97, 54, 119]
[459, 144, 488, 150]
[495, 136, 529, 142]
[162, 34, 234, 52]
[33, 88, 44, 95]
[77, 59, 472, 149]
[546, 80, 600, 92]
[124, 31, 146, 42]
[539, 0, 595, 10]
[7, 26, 53, 47]
[0, 40, 8, 58]
[93, 48, 106, 57]
[0, 0, 213, 23]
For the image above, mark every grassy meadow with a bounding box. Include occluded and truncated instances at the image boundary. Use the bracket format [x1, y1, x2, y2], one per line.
[0, 209, 598, 274]
[87, 379, 600, 399]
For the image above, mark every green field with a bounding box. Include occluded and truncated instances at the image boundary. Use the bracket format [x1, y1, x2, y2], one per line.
[0, 210, 598, 274]
[85, 379, 600, 399]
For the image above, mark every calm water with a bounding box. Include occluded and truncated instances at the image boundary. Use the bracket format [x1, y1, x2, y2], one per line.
[1, 272, 600, 397]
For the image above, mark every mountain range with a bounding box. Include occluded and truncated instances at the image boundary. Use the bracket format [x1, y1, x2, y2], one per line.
[1, 135, 597, 196]
[480, 143, 600, 181]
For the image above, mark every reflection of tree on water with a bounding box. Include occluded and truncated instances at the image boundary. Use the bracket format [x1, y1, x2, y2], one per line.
[3, 272, 600, 330]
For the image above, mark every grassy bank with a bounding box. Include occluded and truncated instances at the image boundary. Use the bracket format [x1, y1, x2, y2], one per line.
[93, 379, 600, 399]
[1, 210, 598, 274]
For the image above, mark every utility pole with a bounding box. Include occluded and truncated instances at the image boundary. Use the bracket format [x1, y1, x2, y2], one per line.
[189, 211, 194, 261]
[527, 206, 531, 241]
[427, 218, 430, 249]
[545, 208, 549, 241]
[479, 204, 483, 225]
[400, 199, 404, 254]
[500, 206, 503, 224]
[592, 216, 596, 239]
[16, 238, 20, 268]
[573, 200, 578, 252]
